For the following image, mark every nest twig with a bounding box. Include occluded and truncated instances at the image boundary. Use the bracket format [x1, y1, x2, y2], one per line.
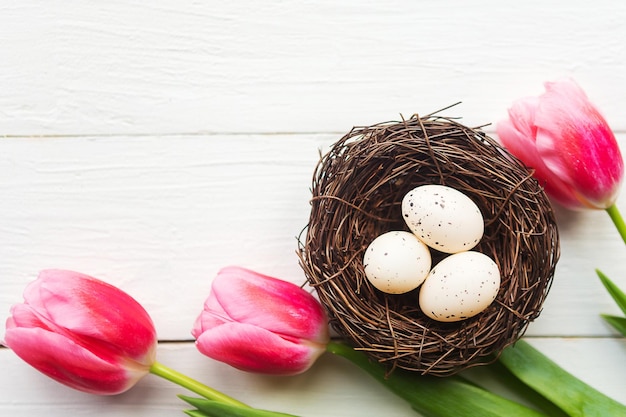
[298, 113, 560, 376]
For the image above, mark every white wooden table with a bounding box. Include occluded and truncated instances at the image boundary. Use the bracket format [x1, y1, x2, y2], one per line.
[1, 1, 625, 415]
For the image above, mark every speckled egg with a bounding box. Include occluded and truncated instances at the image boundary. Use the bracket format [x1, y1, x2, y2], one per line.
[363, 231, 432, 294]
[418, 251, 500, 322]
[402, 184, 484, 254]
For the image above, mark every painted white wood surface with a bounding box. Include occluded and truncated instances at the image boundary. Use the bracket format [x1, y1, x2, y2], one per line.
[1, 0, 626, 135]
[1, 0, 625, 415]
[1, 133, 625, 341]
[0, 339, 624, 417]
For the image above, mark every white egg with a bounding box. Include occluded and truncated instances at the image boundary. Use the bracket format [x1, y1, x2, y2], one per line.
[418, 251, 500, 322]
[363, 231, 432, 294]
[402, 184, 484, 254]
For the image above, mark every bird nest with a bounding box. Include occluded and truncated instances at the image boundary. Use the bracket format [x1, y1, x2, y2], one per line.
[298, 112, 560, 376]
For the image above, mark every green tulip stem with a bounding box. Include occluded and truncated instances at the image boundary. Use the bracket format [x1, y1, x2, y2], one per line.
[605, 203, 626, 245]
[149, 362, 250, 409]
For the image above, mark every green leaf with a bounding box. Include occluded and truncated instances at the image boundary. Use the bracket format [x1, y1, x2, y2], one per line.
[178, 395, 300, 417]
[596, 269, 626, 314]
[462, 361, 569, 417]
[498, 339, 626, 417]
[600, 314, 626, 336]
[327, 341, 548, 417]
[596, 269, 626, 315]
[184, 410, 211, 417]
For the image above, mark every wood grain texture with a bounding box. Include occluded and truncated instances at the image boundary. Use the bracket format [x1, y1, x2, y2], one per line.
[1, 0, 625, 135]
[1, 1, 625, 415]
[0, 133, 332, 341]
[1, 133, 625, 341]
[0, 339, 624, 416]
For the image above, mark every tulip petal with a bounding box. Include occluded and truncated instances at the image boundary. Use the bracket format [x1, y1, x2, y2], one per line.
[25, 269, 157, 364]
[4, 326, 148, 395]
[498, 79, 624, 209]
[209, 267, 329, 345]
[534, 79, 624, 208]
[497, 102, 582, 208]
[191, 297, 234, 341]
[496, 104, 540, 168]
[4, 270, 158, 396]
[7, 303, 54, 331]
[195, 322, 325, 375]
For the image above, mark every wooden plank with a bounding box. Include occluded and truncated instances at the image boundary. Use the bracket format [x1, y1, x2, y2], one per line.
[1, 0, 625, 135]
[1, 133, 625, 341]
[2, 2, 625, 416]
[0, 338, 624, 416]
[0, 134, 333, 341]
[0, 341, 416, 417]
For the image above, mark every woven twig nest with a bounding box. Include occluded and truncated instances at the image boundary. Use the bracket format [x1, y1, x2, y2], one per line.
[298, 112, 560, 376]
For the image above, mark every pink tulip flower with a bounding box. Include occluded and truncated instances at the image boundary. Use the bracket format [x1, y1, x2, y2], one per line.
[496, 78, 623, 210]
[3, 269, 157, 395]
[192, 266, 329, 375]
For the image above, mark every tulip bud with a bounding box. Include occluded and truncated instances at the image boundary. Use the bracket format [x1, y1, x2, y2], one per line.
[3, 269, 157, 395]
[496, 78, 624, 209]
[192, 266, 329, 376]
